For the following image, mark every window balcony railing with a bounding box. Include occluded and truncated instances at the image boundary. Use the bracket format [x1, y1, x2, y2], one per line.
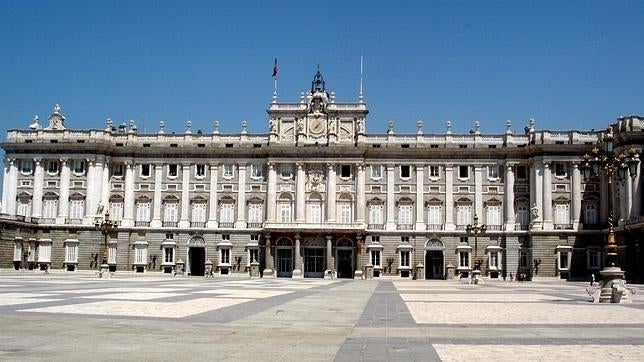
[426, 224, 444, 230]
[41, 218, 56, 224]
[66, 218, 83, 225]
[190, 221, 206, 228]
[515, 224, 529, 231]
[246, 222, 263, 228]
[397, 224, 413, 230]
[456, 225, 467, 230]
[135, 221, 150, 227]
[163, 221, 178, 227]
[368, 223, 384, 230]
[218, 222, 235, 228]
[554, 223, 573, 230]
[487, 225, 503, 231]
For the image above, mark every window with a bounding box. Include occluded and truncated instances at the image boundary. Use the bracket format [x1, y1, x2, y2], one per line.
[489, 251, 499, 270]
[69, 199, 85, 220]
[459, 251, 470, 268]
[250, 234, 260, 241]
[588, 249, 601, 269]
[195, 164, 205, 178]
[558, 250, 571, 270]
[109, 201, 123, 221]
[400, 165, 411, 179]
[250, 164, 263, 179]
[400, 250, 410, 267]
[222, 234, 230, 241]
[248, 248, 259, 265]
[164, 202, 178, 223]
[279, 203, 292, 223]
[65, 243, 78, 263]
[21, 159, 33, 174]
[554, 203, 570, 226]
[308, 204, 322, 223]
[168, 164, 178, 178]
[220, 248, 231, 265]
[370, 249, 381, 267]
[519, 251, 528, 268]
[341, 165, 351, 178]
[73, 160, 85, 174]
[371, 236, 380, 243]
[108, 245, 117, 264]
[163, 247, 174, 264]
[17, 198, 32, 217]
[401, 236, 409, 243]
[486, 205, 501, 227]
[429, 165, 439, 179]
[369, 204, 383, 225]
[223, 164, 234, 179]
[516, 165, 527, 180]
[38, 242, 51, 263]
[280, 164, 292, 179]
[516, 203, 529, 228]
[13, 242, 23, 262]
[456, 204, 472, 227]
[339, 204, 352, 223]
[47, 160, 59, 174]
[220, 203, 235, 223]
[458, 165, 469, 179]
[135, 246, 147, 265]
[42, 198, 58, 219]
[112, 164, 124, 177]
[583, 201, 598, 225]
[165, 233, 174, 240]
[554, 163, 566, 177]
[140, 164, 151, 177]
[136, 201, 150, 222]
[191, 202, 206, 224]
[371, 165, 382, 179]
[487, 165, 499, 180]
[398, 204, 412, 226]
[428, 205, 442, 226]
[248, 203, 263, 224]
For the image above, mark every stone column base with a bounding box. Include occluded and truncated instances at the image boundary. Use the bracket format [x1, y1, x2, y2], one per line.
[262, 268, 275, 278]
[354, 270, 363, 279]
[292, 269, 303, 278]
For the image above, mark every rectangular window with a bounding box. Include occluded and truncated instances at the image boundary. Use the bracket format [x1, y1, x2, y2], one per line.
[369, 204, 383, 225]
[555, 163, 566, 177]
[43, 199, 58, 219]
[489, 252, 499, 269]
[140, 164, 151, 177]
[429, 165, 439, 178]
[370, 249, 381, 268]
[17, 200, 32, 217]
[459, 251, 470, 268]
[248, 203, 263, 223]
[401, 236, 409, 243]
[519, 251, 528, 268]
[165, 233, 174, 240]
[428, 205, 441, 226]
[65, 243, 78, 263]
[164, 247, 174, 264]
[400, 251, 410, 267]
[72, 160, 85, 174]
[109, 202, 123, 221]
[191, 203, 206, 223]
[135, 246, 147, 265]
[516, 204, 529, 228]
[280, 164, 292, 178]
[220, 203, 235, 223]
[251, 164, 263, 179]
[112, 164, 124, 177]
[168, 164, 178, 177]
[398, 204, 412, 225]
[584, 202, 598, 225]
[456, 205, 472, 226]
[223, 164, 234, 178]
[47, 160, 59, 174]
[339, 204, 352, 223]
[558, 251, 570, 270]
[279, 203, 292, 223]
[371, 236, 380, 243]
[486, 205, 501, 226]
[308, 204, 322, 223]
[38, 243, 51, 263]
[248, 248, 259, 265]
[164, 203, 178, 222]
[371, 165, 382, 179]
[588, 249, 601, 269]
[220, 248, 231, 264]
[458, 165, 469, 179]
[554, 203, 570, 226]
[341, 165, 351, 178]
[516, 165, 527, 180]
[69, 199, 85, 220]
[195, 164, 205, 178]
[108, 245, 117, 264]
[400, 165, 411, 179]
[14, 242, 23, 261]
[487, 165, 499, 180]
[136, 202, 150, 222]
[21, 159, 33, 174]
[222, 234, 230, 241]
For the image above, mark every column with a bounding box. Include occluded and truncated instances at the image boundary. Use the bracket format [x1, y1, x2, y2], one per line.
[504, 162, 515, 230]
[101, 160, 110, 210]
[571, 161, 581, 228]
[326, 163, 336, 222]
[31, 158, 44, 219]
[619, 178, 628, 223]
[632, 164, 642, 217]
[151, 163, 163, 228]
[3, 158, 18, 216]
[325, 235, 333, 272]
[295, 163, 305, 222]
[625, 173, 633, 220]
[444, 164, 454, 231]
[88, 157, 105, 221]
[385, 164, 396, 230]
[263, 234, 274, 277]
[207, 163, 219, 228]
[542, 161, 553, 229]
[415, 164, 425, 230]
[57, 159, 70, 223]
[599, 173, 608, 223]
[179, 163, 191, 228]
[355, 235, 363, 278]
[236, 163, 247, 228]
[530, 160, 543, 229]
[356, 163, 366, 223]
[266, 162, 277, 222]
[84, 159, 97, 220]
[474, 165, 483, 219]
[293, 234, 302, 277]
[121, 161, 134, 227]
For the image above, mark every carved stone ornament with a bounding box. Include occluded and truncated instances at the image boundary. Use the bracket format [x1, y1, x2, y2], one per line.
[306, 170, 326, 192]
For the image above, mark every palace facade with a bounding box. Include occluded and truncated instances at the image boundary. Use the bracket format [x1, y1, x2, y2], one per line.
[1, 71, 643, 281]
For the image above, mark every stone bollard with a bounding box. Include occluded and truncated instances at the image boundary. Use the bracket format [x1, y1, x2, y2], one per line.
[249, 261, 260, 278]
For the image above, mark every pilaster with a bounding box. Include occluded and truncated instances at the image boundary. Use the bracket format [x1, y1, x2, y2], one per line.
[295, 163, 305, 222]
[356, 163, 366, 223]
[31, 158, 44, 219]
[571, 161, 581, 229]
[266, 162, 277, 222]
[385, 164, 396, 230]
[326, 163, 336, 222]
[121, 160, 135, 227]
[207, 163, 219, 228]
[235, 163, 247, 228]
[57, 158, 70, 223]
[444, 164, 454, 230]
[542, 160, 553, 230]
[415, 164, 425, 230]
[151, 163, 163, 228]
[504, 161, 516, 230]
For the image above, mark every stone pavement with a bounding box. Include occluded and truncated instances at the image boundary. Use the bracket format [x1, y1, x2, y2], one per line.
[0, 271, 643, 361]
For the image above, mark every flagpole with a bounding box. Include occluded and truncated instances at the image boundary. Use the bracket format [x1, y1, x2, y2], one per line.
[272, 57, 278, 103]
[358, 55, 364, 103]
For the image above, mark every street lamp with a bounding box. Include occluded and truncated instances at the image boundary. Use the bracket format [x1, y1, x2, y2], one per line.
[466, 214, 486, 284]
[95, 211, 118, 277]
[581, 126, 639, 302]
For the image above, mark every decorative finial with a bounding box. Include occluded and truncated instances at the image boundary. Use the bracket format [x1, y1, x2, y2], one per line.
[506, 120, 513, 135]
[128, 120, 137, 134]
[29, 115, 41, 130]
[158, 121, 165, 134]
[474, 120, 481, 135]
[417, 120, 423, 134]
[241, 120, 248, 134]
[105, 118, 113, 132]
[213, 120, 220, 134]
[185, 120, 192, 134]
[387, 120, 395, 135]
[445, 120, 452, 135]
[45, 104, 66, 130]
[53, 104, 61, 113]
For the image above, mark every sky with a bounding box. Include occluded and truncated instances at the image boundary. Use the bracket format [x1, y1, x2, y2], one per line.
[1, 1, 643, 174]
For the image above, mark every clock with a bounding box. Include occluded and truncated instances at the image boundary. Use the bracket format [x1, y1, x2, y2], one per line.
[309, 118, 325, 135]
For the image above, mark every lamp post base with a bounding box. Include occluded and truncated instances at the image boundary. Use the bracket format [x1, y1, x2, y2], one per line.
[99, 263, 110, 278]
[599, 267, 629, 303]
[471, 270, 481, 285]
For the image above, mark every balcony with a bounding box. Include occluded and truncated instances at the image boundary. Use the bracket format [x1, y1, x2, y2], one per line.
[66, 218, 83, 225]
[455, 225, 467, 230]
[487, 225, 503, 231]
[397, 224, 413, 230]
[264, 221, 365, 232]
[246, 222, 263, 228]
[41, 218, 56, 224]
[135, 221, 150, 227]
[426, 224, 444, 230]
[190, 221, 206, 228]
[367, 223, 384, 230]
[554, 223, 573, 230]
[515, 224, 529, 231]
[218, 222, 235, 228]
[163, 221, 178, 227]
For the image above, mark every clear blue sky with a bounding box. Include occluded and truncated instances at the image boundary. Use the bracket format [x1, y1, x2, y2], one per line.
[1, 1, 643, 140]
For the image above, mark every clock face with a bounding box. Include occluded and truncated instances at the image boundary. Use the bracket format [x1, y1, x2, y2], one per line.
[309, 118, 325, 135]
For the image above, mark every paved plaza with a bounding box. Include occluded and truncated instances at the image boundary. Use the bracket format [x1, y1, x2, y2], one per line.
[1, 272, 643, 361]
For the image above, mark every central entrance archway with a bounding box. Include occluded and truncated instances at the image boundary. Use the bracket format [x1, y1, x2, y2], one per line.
[275, 238, 293, 278]
[336, 239, 354, 279]
[425, 239, 445, 280]
[187, 235, 206, 276]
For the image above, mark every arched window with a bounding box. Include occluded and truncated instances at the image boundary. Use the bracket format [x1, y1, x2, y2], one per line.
[337, 193, 353, 223]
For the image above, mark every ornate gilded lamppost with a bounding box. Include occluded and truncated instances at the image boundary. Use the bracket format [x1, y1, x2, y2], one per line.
[466, 214, 486, 284]
[95, 212, 118, 277]
[581, 126, 639, 303]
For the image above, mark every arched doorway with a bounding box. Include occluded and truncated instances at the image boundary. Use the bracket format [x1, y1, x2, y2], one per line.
[303, 238, 325, 278]
[187, 235, 206, 276]
[335, 238, 354, 279]
[425, 239, 445, 280]
[275, 238, 293, 278]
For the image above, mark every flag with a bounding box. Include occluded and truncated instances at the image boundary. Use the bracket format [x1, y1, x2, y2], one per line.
[272, 58, 278, 78]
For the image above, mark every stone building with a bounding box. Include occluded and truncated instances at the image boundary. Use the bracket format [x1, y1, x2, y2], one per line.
[1, 71, 643, 282]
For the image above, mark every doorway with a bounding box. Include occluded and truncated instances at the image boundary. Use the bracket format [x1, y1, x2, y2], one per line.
[304, 248, 325, 278]
[276, 248, 293, 277]
[188, 247, 205, 276]
[336, 249, 354, 278]
[425, 250, 444, 279]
